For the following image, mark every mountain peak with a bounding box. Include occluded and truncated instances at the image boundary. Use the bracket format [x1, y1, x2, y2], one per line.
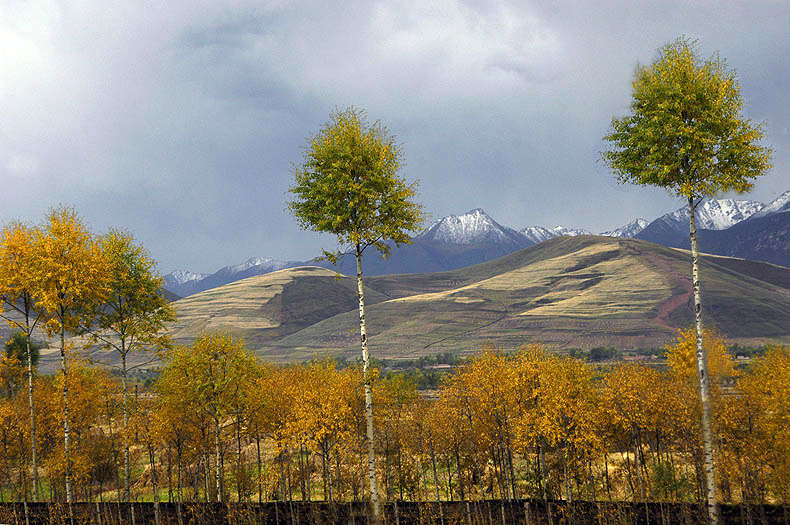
[551, 225, 592, 237]
[653, 198, 763, 231]
[600, 218, 649, 238]
[417, 208, 524, 245]
[751, 191, 790, 219]
[164, 270, 209, 286]
[225, 256, 280, 274]
[520, 225, 590, 243]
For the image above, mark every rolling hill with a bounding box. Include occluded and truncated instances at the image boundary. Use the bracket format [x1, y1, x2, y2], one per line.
[161, 236, 790, 363]
[167, 266, 389, 350]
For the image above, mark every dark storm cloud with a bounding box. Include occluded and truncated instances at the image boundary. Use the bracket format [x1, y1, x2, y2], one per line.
[1, 1, 787, 273]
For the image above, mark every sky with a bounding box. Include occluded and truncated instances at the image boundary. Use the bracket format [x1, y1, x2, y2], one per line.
[2, 1, 788, 274]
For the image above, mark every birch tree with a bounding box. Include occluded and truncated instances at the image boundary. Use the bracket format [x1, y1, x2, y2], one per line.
[89, 229, 175, 504]
[601, 37, 772, 524]
[288, 107, 424, 523]
[0, 222, 44, 500]
[29, 207, 109, 509]
[738, 346, 790, 503]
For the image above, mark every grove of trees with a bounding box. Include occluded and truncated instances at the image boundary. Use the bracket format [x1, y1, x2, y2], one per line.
[0, 207, 173, 523]
[2, 331, 790, 520]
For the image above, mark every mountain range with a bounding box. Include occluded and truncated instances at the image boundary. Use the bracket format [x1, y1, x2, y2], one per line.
[164, 191, 790, 298]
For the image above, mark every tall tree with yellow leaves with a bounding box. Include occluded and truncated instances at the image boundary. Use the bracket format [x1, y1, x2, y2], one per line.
[289, 107, 424, 523]
[374, 374, 419, 503]
[0, 222, 44, 500]
[601, 365, 667, 502]
[448, 349, 519, 500]
[29, 207, 109, 508]
[159, 332, 256, 503]
[154, 365, 200, 507]
[244, 362, 291, 503]
[602, 38, 772, 523]
[666, 327, 736, 506]
[737, 346, 790, 504]
[290, 361, 357, 502]
[88, 229, 175, 504]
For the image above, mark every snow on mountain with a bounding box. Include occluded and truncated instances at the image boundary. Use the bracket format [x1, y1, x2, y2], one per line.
[551, 226, 591, 237]
[697, 199, 764, 229]
[520, 225, 590, 243]
[750, 191, 790, 219]
[417, 208, 526, 246]
[600, 219, 649, 238]
[520, 226, 556, 244]
[216, 257, 294, 277]
[164, 257, 300, 297]
[164, 270, 209, 287]
[162, 192, 790, 297]
[655, 199, 763, 231]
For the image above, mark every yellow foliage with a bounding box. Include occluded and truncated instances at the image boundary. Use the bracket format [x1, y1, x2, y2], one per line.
[736, 346, 790, 495]
[666, 327, 735, 382]
[30, 207, 110, 337]
[0, 354, 25, 398]
[0, 222, 37, 318]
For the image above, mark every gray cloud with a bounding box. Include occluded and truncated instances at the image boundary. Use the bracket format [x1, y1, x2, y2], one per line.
[1, 0, 787, 273]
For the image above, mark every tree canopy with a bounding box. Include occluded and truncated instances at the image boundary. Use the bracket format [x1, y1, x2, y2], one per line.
[92, 229, 175, 359]
[30, 207, 109, 337]
[601, 37, 772, 199]
[288, 107, 424, 260]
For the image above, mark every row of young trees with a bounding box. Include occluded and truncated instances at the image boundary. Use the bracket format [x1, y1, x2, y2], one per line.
[2, 330, 789, 515]
[0, 208, 174, 521]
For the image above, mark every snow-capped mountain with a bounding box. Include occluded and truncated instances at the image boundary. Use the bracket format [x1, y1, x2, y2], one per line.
[551, 226, 592, 237]
[521, 225, 591, 244]
[213, 257, 294, 278]
[749, 191, 790, 220]
[165, 257, 300, 297]
[165, 192, 790, 298]
[324, 209, 535, 277]
[637, 199, 763, 246]
[520, 226, 556, 244]
[667, 199, 762, 230]
[416, 208, 527, 247]
[600, 219, 649, 238]
[164, 270, 209, 288]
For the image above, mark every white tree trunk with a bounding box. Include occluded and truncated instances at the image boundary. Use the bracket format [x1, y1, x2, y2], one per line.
[122, 350, 131, 504]
[215, 418, 222, 503]
[149, 444, 161, 525]
[688, 196, 719, 525]
[356, 243, 380, 523]
[61, 323, 74, 517]
[24, 309, 39, 502]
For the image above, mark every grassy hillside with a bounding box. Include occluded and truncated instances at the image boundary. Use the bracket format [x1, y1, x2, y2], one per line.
[259, 237, 790, 361]
[168, 266, 388, 349]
